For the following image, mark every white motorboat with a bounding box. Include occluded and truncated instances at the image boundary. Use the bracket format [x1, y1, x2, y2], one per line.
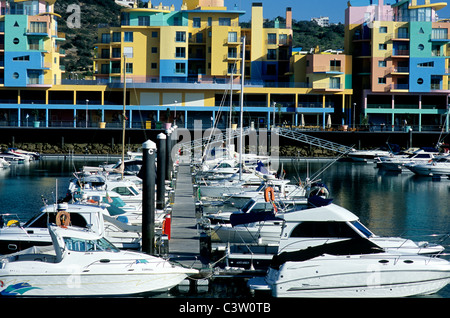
[405, 156, 450, 177]
[347, 147, 391, 163]
[249, 238, 450, 298]
[224, 199, 445, 270]
[68, 175, 143, 209]
[0, 225, 197, 296]
[0, 203, 142, 253]
[221, 181, 324, 209]
[376, 147, 441, 172]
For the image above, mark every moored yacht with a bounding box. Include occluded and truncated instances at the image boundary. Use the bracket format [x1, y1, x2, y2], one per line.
[249, 238, 450, 298]
[0, 225, 197, 296]
[223, 199, 445, 270]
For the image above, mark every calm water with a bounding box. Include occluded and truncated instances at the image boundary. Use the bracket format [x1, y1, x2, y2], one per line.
[0, 158, 449, 298]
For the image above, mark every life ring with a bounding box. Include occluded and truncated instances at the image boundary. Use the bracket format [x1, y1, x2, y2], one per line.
[264, 187, 275, 202]
[56, 211, 71, 228]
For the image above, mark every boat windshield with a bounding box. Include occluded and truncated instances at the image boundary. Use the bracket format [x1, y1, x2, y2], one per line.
[241, 199, 255, 213]
[350, 221, 374, 238]
[63, 236, 120, 252]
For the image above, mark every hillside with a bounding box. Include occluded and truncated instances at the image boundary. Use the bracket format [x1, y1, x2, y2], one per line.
[53, 1, 345, 74]
[54, 0, 122, 74]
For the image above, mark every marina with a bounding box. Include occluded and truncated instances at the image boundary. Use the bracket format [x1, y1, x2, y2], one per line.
[0, 144, 449, 298]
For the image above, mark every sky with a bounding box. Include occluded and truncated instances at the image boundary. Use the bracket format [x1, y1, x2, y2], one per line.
[145, 0, 450, 24]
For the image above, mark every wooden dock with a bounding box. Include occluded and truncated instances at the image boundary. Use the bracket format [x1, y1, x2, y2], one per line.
[168, 162, 208, 271]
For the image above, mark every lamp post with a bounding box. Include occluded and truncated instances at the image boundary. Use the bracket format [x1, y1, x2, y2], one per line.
[86, 99, 89, 128]
[174, 100, 177, 126]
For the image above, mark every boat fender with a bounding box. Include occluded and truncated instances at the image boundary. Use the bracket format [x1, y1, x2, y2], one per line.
[264, 187, 275, 203]
[56, 211, 71, 228]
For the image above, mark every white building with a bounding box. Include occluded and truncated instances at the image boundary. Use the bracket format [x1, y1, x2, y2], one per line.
[311, 16, 330, 27]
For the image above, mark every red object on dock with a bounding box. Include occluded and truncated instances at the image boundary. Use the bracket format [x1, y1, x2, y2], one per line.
[162, 214, 171, 240]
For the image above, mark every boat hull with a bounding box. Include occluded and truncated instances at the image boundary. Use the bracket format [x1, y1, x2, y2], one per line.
[0, 271, 190, 296]
[266, 255, 450, 298]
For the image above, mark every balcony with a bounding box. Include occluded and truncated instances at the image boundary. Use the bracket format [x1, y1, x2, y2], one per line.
[312, 66, 343, 74]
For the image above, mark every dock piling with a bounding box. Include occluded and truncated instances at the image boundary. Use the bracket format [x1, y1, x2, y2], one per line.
[141, 139, 156, 255]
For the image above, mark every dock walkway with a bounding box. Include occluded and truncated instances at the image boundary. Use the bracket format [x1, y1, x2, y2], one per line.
[169, 162, 206, 270]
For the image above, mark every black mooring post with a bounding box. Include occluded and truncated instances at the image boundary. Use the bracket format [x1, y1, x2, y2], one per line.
[142, 139, 156, 255]
[156, 133, 166, 210]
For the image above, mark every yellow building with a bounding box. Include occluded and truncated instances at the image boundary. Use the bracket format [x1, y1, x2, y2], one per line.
[0, 0, 353, 131]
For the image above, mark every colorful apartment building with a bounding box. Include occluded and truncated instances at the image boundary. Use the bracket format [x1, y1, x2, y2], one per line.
[0, 0, 353, 130]
[0, 0, 65, 87]
[346, 0, 450, 131]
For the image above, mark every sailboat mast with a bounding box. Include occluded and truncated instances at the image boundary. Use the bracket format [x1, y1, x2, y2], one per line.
[122, 54, 127, 179]
[239, 36, 246, 180]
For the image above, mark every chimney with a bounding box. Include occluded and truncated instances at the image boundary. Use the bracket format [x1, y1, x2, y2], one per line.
[286, 7, 292, 29]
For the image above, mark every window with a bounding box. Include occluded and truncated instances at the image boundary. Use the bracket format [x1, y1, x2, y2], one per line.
[125, 63, 133, 74]
[228, 63, 236, 74]
[193, 17, 201, 28]
[208, 17, 212, 26]
[279, 34, 288, 45]
[12, 72, 19, 79]
[138, 16, 150, 26]
[101, 64, 109, 74]
[219, 18, 231, 26]
[175, 47, 186, 58]
[417, 62, 434, 67]
[397, 27, 408, 39]
[112, 32, 121, 42]
[330, 77, 341, 89]
[378, 60, 387, 67]
[431, 75, 441, 90]
[379, 43, 387, 50]
[350, 221, 373, 238]
[175, 31, 186, 42]
[330, 60, 341, 71]
[13, 38, 19, 45]
[123, 47, 133, 58]
[432, 28, 448, 40]
[29, 22, 46, 33]
[28, 38, 39, 50]
[112, 48, 121, 58]
[124, 32, 133, 42]
[417, 78, 424, 85]
[268, 33, 277, 45]
[378, 77, 386, 84]
[151, 47, 157, 54]
[174, 17, 181, 26]
[101, 49, 109, 59]
[152, 31, 158, 38]
[175, 62, 186, 74]
[290, 221, 360, 238]
[63, 237, 119, 252]
[196, 32, 203, 43]
[228, 47, 237, 59]
[228, 32, 238, 43]
[379, 26, 387, 33]
[13, 55, 30, 61]
[267, 49, 277, 60]
[151, 63, 157, 69]
[418, 44, 424, 51]
[101, 33, 110, 43]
